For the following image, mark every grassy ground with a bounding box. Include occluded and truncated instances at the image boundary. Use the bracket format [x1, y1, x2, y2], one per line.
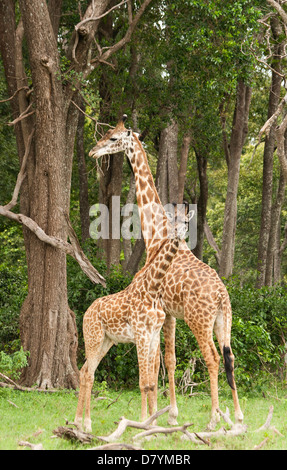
[0, 384, 286, 450]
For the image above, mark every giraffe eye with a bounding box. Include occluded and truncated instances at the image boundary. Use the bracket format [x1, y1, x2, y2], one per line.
[110, 137, 117, 142]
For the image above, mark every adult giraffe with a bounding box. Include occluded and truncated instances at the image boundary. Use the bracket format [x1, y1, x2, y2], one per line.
[89, 115, 243, 430]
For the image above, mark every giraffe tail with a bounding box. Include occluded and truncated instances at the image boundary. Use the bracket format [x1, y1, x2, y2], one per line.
[221, 293, 236, 391]
[223, 346, 235, 390]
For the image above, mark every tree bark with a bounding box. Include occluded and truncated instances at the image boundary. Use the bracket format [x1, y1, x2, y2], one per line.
[193, 148, 208, 260]
[18, 0, 79, 389]
[178, 132, 191, 204]
[219, 81, 252, 278]
[99, 153, 124, 270]
[76, 99, 90, 242]
[256, 17, 284, 288]
[155, 120, 179, 205]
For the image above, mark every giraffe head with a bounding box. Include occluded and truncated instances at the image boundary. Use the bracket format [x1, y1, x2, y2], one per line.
[89, 115, 132, 158]
[166, 201, 194, 241]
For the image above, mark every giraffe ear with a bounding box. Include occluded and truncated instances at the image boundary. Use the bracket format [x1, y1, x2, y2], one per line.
[186, 210, 195, 221]
[122, 114, 128, 123]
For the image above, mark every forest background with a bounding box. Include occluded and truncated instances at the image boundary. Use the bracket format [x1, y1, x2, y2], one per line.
[0, 0, 287, 395]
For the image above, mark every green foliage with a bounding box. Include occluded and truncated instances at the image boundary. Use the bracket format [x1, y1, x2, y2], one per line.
[227, 280, 287, 389]
[0, 233, 28, 354]
[0, 347, 29, 379]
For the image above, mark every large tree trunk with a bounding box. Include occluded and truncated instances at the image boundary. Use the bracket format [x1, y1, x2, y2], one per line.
[98, 153, 124, 270]
[18, 0, 79, 388]
[256, 18, 284, 288]
[178, 132, 191, 204]
[155, 120, 179, 205]
[219, 81, 252, 279]
[193, 148, 208, 260]
[76, 99, 90, 243]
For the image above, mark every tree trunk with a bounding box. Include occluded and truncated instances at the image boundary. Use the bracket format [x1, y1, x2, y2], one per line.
[76, 99, 90, 243]
[155, 120, 179, 205]
[265, 169, 286, 285]
[256, 18, 284, 287]
[18, 0, 79, 388]
[178, 132, 191, 204]
[219, 81, 252, 279]
[99, 153, 124, 270]
[193, 149, 208, 260]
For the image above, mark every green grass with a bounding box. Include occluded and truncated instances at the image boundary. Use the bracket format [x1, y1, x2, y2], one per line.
[0, 384, 286, 450]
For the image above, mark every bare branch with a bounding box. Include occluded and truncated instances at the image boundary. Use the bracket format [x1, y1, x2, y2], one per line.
[18, 441, 44, 450]
[98, 405, 171, 443]
[7, 102, 34, 126]
[75, 0, 128, 32]
[255, 405, 274, 432]
[4, 128, 35, 211]
[133, 422, 194, 442]
[0, 205, 106, 286]
[70, 99, 98, 122]
[267, 0, 287, 25]
[88, 0, 153, 72]
[0, 86, 29, 103]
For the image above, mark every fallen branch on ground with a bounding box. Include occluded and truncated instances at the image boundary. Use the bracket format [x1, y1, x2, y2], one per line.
[52, 403, 281, 450]
[53, 424, 96, 444]
[98, 405, 171, 443]
[18, 441, 44, 450]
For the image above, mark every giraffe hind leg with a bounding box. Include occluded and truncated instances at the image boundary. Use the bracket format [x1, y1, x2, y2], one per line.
[214, 310, 243, 423]
[75, 332, 113, 432]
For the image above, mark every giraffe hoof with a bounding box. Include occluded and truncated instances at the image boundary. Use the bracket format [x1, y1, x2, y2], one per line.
[74, 417, 83, 431]
[207, 411, 220, 431]
[168, 417, 178, 426]
[84, 418, 92, 433]
[168, 419, 179, 426]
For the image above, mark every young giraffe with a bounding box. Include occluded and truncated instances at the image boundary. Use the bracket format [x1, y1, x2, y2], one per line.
[89, 115, 243, 430]
[74, 197, 189, 432]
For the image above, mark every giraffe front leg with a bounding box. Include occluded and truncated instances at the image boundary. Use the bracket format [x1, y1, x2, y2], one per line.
[163, 315, 178, 425]
[136, 337, 150, 421]
[74, 362, 88, 430]
[147, 337, 161, 421]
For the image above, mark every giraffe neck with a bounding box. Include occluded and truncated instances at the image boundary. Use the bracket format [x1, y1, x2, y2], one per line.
[143, 237, 179, 296]
[125, 134, 171, 260]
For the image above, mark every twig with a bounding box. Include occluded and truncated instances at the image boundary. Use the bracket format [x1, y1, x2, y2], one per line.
[70, 99, 98, 122]
[0, 86, 29, 103]
[106, 390, 124, 409]
[254, 437, 269, 450]
[0, 372, 24, 391]
[7, 102, 34, 126]
[7, 400, 19, 408]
